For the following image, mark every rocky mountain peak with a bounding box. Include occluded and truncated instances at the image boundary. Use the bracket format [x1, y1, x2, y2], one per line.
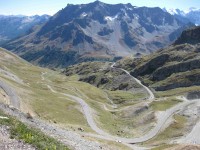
[90, 0, 105, 6]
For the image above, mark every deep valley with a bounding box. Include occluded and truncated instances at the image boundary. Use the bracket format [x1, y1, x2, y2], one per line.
[0, 1, 200, 150]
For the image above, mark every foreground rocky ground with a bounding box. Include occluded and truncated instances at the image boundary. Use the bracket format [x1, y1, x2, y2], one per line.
[0, 103, 116, 150]
[0, 125, 35, 150]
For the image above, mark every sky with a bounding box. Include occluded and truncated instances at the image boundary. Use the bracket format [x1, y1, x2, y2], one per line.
[0, 0, 199, 16]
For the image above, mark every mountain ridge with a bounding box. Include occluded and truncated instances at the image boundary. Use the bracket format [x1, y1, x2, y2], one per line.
[164, 7, 200, 25]
[0, 15, 50, 45]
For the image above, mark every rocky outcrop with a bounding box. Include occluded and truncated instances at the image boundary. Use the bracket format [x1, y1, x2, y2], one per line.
[131, 54, 169, 77]
[151, 59, 200, 81]
[154, 72, 200, 91]
[187, 91, 200, 100]
[175, 26, 200, 45]
[64, 61, 142, 91]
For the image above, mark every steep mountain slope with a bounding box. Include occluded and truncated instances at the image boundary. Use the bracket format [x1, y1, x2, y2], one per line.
[4, 1, 193, 68]
[116, 26, 200, 91]
[0, 15, 50, 44]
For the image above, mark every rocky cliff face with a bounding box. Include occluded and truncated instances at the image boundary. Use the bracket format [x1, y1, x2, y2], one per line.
[117, 26, 200, 91]
[4, 1, 193, 68]
[175, 26, 200, 45]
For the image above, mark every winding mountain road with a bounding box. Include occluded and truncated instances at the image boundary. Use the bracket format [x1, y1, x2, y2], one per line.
[177, 99, 200, 145]
[46, 85, 111, 137]
[0, 68, 24, 84]
[0, 80, 20, 109]
[181, 119, 200, 144]
[0, 64, 197, 149]
[45, 64, 194, 145]
[111, 63, 154, 100]
[118, 99, 193, 143]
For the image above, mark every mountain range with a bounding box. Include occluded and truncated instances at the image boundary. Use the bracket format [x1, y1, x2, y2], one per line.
[164, 7, 200, 25]
[3, 1, 194, 68]
[0, 15, 50, 44]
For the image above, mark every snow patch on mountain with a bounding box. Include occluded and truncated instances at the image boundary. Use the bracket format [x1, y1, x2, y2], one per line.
[104, 15, 118, 21]
[81, 12, 88, 17]
[163, 8, 186, 16]
[22, 17, 35, 23]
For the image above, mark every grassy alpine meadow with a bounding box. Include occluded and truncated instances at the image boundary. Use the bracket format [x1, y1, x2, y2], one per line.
[155, 86, 200, 98]
[150, 98, 182, 111]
